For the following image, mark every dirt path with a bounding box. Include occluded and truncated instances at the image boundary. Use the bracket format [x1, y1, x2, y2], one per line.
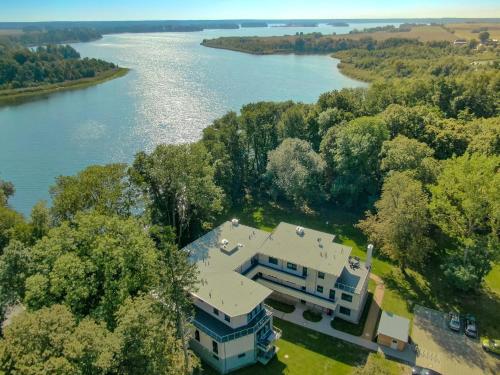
[361, 273, 385, 340]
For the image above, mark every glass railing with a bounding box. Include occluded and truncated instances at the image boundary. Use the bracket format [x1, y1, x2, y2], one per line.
[334, 281, 357, 294]
[193, 308, 272, 343]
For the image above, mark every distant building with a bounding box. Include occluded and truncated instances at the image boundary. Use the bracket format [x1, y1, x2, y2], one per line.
[183, 220, 370, 373]
[453, 39, 468, 46]
[377, 311, 410, 351]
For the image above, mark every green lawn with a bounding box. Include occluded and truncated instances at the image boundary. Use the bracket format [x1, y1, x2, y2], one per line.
[222, 201, 500, 340]
[200, 318, 371, 375]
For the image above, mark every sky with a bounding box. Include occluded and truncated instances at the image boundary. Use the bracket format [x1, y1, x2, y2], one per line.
[1, 0, 499, 22]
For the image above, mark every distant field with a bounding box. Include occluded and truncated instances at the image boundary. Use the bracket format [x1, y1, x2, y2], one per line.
[333, 25, 457, 42]
[447, 22, 500, 40]
[0, 29, 23, 36]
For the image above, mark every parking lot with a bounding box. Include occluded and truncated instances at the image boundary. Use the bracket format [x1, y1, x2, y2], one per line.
[412, 305, 500, 375]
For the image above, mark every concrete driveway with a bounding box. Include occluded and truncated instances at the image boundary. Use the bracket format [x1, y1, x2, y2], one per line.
[412, 305, 500, 375]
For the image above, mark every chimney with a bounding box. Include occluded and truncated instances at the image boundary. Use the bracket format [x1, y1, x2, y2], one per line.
[366, 244, 374, 270]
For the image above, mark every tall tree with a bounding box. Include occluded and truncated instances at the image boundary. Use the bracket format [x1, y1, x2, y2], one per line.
[0, 305, 120, 375]
[321, 116, 389, 207]
[429, 153, 499, 290]
[50, 163, 138, 223]
[132, 143, 224, 245]
[23, 213, 161, 326]
[357, 172, 434, 274]
[266, 138, 326, 207]
[115, 295, 198, 375]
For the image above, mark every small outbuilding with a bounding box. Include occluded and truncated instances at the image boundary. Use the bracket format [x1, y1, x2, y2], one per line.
[377, 311, 410, 351]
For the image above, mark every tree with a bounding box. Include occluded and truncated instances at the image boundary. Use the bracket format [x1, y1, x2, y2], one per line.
[429, 153, 499, 290]
[0, 206, 30, 252]
[266, 138, 326, 207]
[132, 143, 224, 245]
[466, 117, 500, 156]
[50, 163, 138, 223]
[0, 305, 120, 375]
[380, 104, 441, 140]
[322, 116, 389, 207]
[380, 135, 440, 184]
[357, 172, 434, 274]
[30, 200, 50, 240]
[478, 31, 490, 43]
[150, 226, 199, 375]
[24, 213, 161, 326]
[115, 295, 198, 375]
[0, 179, 14, 207]
[317, 107, 354, 137]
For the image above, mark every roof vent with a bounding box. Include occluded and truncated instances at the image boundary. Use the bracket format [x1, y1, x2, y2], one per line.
[231, 218, 239, 226]
[296, 226, 305, 236]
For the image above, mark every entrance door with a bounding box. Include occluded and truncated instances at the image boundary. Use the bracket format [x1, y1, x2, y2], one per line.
[390, 339, 398, 350]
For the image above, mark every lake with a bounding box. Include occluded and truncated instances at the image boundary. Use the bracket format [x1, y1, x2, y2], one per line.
[0, 23, 392, 215]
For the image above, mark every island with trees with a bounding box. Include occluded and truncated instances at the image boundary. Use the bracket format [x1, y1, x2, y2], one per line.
[0, 20, 499, 375]
[0, 43, 127, 103]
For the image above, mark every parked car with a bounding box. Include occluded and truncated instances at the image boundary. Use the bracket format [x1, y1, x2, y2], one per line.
[465, 314, 478, 338]
[412, 365, 442, 375]
[482, 339, 500, 355]
[448, 312, 461, 332]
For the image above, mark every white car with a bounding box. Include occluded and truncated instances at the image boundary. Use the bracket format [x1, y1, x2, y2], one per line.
[448, 312, 461, 332]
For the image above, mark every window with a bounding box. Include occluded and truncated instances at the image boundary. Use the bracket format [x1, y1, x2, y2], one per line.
[339, 306, 351, 316]
[316, 285, 323, 293]
[392, 339, 398, 344]
[224, 314, 230, 323]
[195, 330, 200, 342]
[302, 267, 308, 277]
[213, 354, 219, 361]
[238, 353, 246, 358]
[341, 293, 353, 302]
[287, 262, 297, 271]
[318, 271, 325, 279]
[268, 256, 278, 265]
[212, 340, 218, 354]
[329, 289, 336, 300]
[213, 308, 219, 316]
[301, 286, 306, 291]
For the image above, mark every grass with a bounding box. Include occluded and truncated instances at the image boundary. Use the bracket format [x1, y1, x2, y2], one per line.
[266, 298, 295, 313]
[331, 293, 373, 336]
[0, 67, 129, 104]
[356, 353, 410, 375]
[303, 309, 323, 323]
[200, 318, 371, 375]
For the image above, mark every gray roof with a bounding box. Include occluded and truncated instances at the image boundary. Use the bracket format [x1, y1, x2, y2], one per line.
[377, 311, 410, 342]
[184, 220, 364, 317]
[260, 222, 352, 276]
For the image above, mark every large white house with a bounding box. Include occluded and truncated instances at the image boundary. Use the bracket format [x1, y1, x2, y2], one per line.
[183, 220, 370, 374]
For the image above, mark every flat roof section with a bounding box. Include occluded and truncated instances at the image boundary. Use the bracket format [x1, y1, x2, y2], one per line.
[377, 311, 410, 343]
[260, 222, 352, 276]
[193, 272, 272, 317]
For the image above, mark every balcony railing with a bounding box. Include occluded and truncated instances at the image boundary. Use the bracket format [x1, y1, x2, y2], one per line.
[334, 281, 357, 294]
[257, 326, 282, 352]
[193, 307, 272, 343]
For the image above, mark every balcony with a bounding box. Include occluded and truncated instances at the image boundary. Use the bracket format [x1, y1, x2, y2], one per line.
[193, 306, 272, 343]
[257, 345, 280, 365]
[334, 281, 357, 294]
[257, 326, 282, 352]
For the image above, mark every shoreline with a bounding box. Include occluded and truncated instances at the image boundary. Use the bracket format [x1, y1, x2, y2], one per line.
[201, 42, 373, 82]
[0, 67, 129, 105]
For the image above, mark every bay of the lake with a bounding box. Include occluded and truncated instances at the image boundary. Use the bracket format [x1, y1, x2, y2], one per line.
[0, 23, 392, 214]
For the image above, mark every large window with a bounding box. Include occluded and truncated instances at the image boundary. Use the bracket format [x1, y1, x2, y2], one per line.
[224, 314, 231, 323]
[318, 271, 325, 279]
[212, 340, 218, 354]
[339, 306, 351, 316]
[195, 330, 200, 341]
[341, 293, 353, 302]
[316, 285, 324, 293]
[268, 256, 278, 265]
[329, 289, 336, 300]
[287, 262, 297, 271]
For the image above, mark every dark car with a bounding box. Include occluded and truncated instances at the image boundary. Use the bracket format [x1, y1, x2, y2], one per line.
[465, 314, 478, 338]
[412, 365, 442, 375]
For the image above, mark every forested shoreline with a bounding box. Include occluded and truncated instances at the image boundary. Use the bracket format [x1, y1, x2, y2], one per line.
[0, 32, 499, 374]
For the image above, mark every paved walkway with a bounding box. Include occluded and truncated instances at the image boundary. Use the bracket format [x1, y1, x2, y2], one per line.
[269, 300, 416, 364]
[361, 274, 385, 340]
